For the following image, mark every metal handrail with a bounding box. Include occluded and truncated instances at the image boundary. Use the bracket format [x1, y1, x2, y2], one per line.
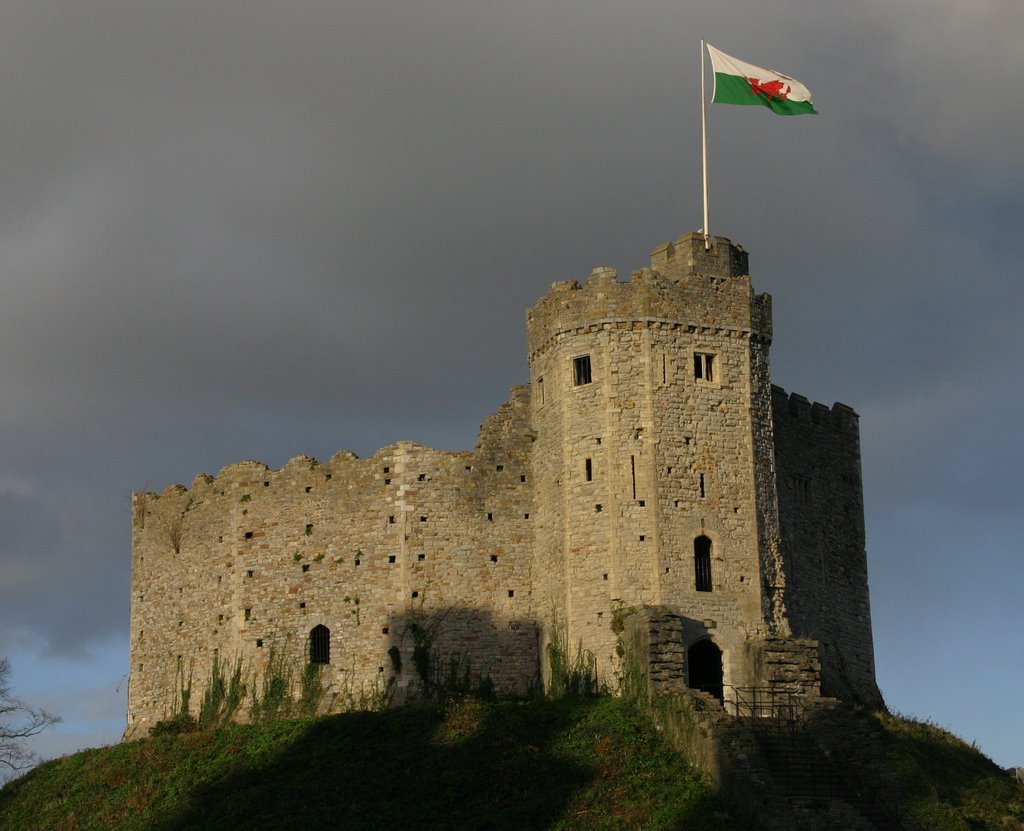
[721, 684, 808, 729]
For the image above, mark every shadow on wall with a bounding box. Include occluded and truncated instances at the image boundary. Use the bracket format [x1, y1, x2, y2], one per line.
[383, 606, 541, 702]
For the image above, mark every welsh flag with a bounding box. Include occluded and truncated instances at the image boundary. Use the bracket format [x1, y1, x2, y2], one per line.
[707, 44, 817, 115]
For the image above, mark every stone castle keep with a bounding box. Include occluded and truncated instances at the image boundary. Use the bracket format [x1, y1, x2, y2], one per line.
[127, 232, 881, 736]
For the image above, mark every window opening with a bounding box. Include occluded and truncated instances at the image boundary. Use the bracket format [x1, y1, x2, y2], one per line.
[694, 352, 715, 382]
[573, 355, 592, 386]
[585, 458, 593, 482]
[694, 536, 713, 592]
[793, 476, 811, 506]
[537, 376, 544, 404]
[630, 455, 637, 499]
[309, 624, 330, 664]
[699, 473, 706, 498]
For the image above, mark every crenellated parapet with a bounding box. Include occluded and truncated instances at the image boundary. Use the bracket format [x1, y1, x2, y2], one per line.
[526, 233, 771, 365]
[771, 386, 860, 434]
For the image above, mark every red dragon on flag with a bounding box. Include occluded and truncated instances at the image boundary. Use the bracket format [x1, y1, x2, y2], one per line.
[745, 77, 790, 102]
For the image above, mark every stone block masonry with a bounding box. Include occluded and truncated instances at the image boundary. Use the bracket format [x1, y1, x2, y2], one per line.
[127, 230, 882, 736]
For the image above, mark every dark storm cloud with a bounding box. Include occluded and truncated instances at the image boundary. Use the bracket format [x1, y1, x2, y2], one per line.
[1, 0, 1022, 765]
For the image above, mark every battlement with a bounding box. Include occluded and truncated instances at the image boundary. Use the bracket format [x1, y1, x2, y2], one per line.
[526, 232, 770, 363]
[771, 385, 860, 433]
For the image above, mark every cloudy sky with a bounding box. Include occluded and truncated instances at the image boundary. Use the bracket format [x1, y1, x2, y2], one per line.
[2, 0, 1021, 772]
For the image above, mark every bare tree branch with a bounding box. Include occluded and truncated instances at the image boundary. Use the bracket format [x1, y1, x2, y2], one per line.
[0, 657, 61, 778]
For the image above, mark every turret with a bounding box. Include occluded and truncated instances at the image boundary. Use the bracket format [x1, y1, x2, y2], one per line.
[526, 232, 785, 690]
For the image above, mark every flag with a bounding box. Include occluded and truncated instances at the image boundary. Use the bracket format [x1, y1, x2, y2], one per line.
[707, 43, 817, 115]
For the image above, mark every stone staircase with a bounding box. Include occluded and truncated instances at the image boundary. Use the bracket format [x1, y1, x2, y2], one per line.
[751, 728, 884, 829]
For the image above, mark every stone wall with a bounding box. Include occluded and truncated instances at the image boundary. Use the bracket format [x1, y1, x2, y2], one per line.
[772, 386, 882, 706]
[127, 387, 539, 736]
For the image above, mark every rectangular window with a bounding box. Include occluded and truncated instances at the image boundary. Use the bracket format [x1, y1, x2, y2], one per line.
[694, 352, 715, 382]
[793, 476, 811, 506]
[573, 355, 592, 386]
[537, 376, 545, 404]
[585, 458, 593, 482]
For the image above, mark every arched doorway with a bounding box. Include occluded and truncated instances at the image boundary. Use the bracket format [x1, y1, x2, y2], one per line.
[687, 639, 723, 702]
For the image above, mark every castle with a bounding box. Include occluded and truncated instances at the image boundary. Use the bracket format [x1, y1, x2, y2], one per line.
[127, 232, 881, 736]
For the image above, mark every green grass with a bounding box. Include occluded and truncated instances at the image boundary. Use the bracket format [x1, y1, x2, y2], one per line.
[0, 697, 742, 831]
[874, 710, 1024, 830]
[3, 696, 1020, 831]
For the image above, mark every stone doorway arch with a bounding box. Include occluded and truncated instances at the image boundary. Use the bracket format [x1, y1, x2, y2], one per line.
[687, 638, 723, 702]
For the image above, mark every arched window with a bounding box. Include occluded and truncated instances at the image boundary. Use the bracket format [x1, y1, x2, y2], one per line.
[309, 624, 331, 664]
[694, 535, 712, 592]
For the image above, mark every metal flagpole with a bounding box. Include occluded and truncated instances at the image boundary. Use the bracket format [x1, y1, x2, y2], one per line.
[700, 39, 711, 250]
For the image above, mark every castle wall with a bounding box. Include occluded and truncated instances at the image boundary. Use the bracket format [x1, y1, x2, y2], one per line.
[127, 387, 539, 737]
[771, 386, 882, 706]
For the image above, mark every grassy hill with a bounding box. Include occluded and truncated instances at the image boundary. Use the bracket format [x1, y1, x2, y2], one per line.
[0, 697, 742, 831]
[0, 696, 1020, 830]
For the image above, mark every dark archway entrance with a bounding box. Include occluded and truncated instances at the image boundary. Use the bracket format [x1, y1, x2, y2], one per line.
[687, 639, 723, 702]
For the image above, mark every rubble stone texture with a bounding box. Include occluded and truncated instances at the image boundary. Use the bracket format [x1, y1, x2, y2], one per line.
[127, 232, 882, 737]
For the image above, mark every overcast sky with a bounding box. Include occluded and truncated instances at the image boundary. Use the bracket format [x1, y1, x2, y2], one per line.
[2, 0, 1021, 773]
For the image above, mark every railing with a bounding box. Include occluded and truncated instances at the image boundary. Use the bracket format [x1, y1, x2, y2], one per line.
[721, 684, 809, 731]
[714, 685, 924, 830]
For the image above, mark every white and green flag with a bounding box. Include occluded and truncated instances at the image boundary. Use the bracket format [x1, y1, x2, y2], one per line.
[707, 43, 817, 115]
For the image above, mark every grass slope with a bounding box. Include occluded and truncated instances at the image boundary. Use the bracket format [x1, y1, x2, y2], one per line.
[0, 697, 741, 831]
[874, 710, 1024, 830]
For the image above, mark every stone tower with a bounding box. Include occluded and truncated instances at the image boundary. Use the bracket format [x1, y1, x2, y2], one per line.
[527, 232, 808, 692]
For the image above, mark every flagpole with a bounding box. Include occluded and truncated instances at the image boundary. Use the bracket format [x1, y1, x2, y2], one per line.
[700, 39, 711, 250]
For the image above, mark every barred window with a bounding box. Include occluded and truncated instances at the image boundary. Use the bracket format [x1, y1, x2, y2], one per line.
[309, 624, 331, 664]
[694, 536, 713, 592]
[573, 355, 592, 386]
